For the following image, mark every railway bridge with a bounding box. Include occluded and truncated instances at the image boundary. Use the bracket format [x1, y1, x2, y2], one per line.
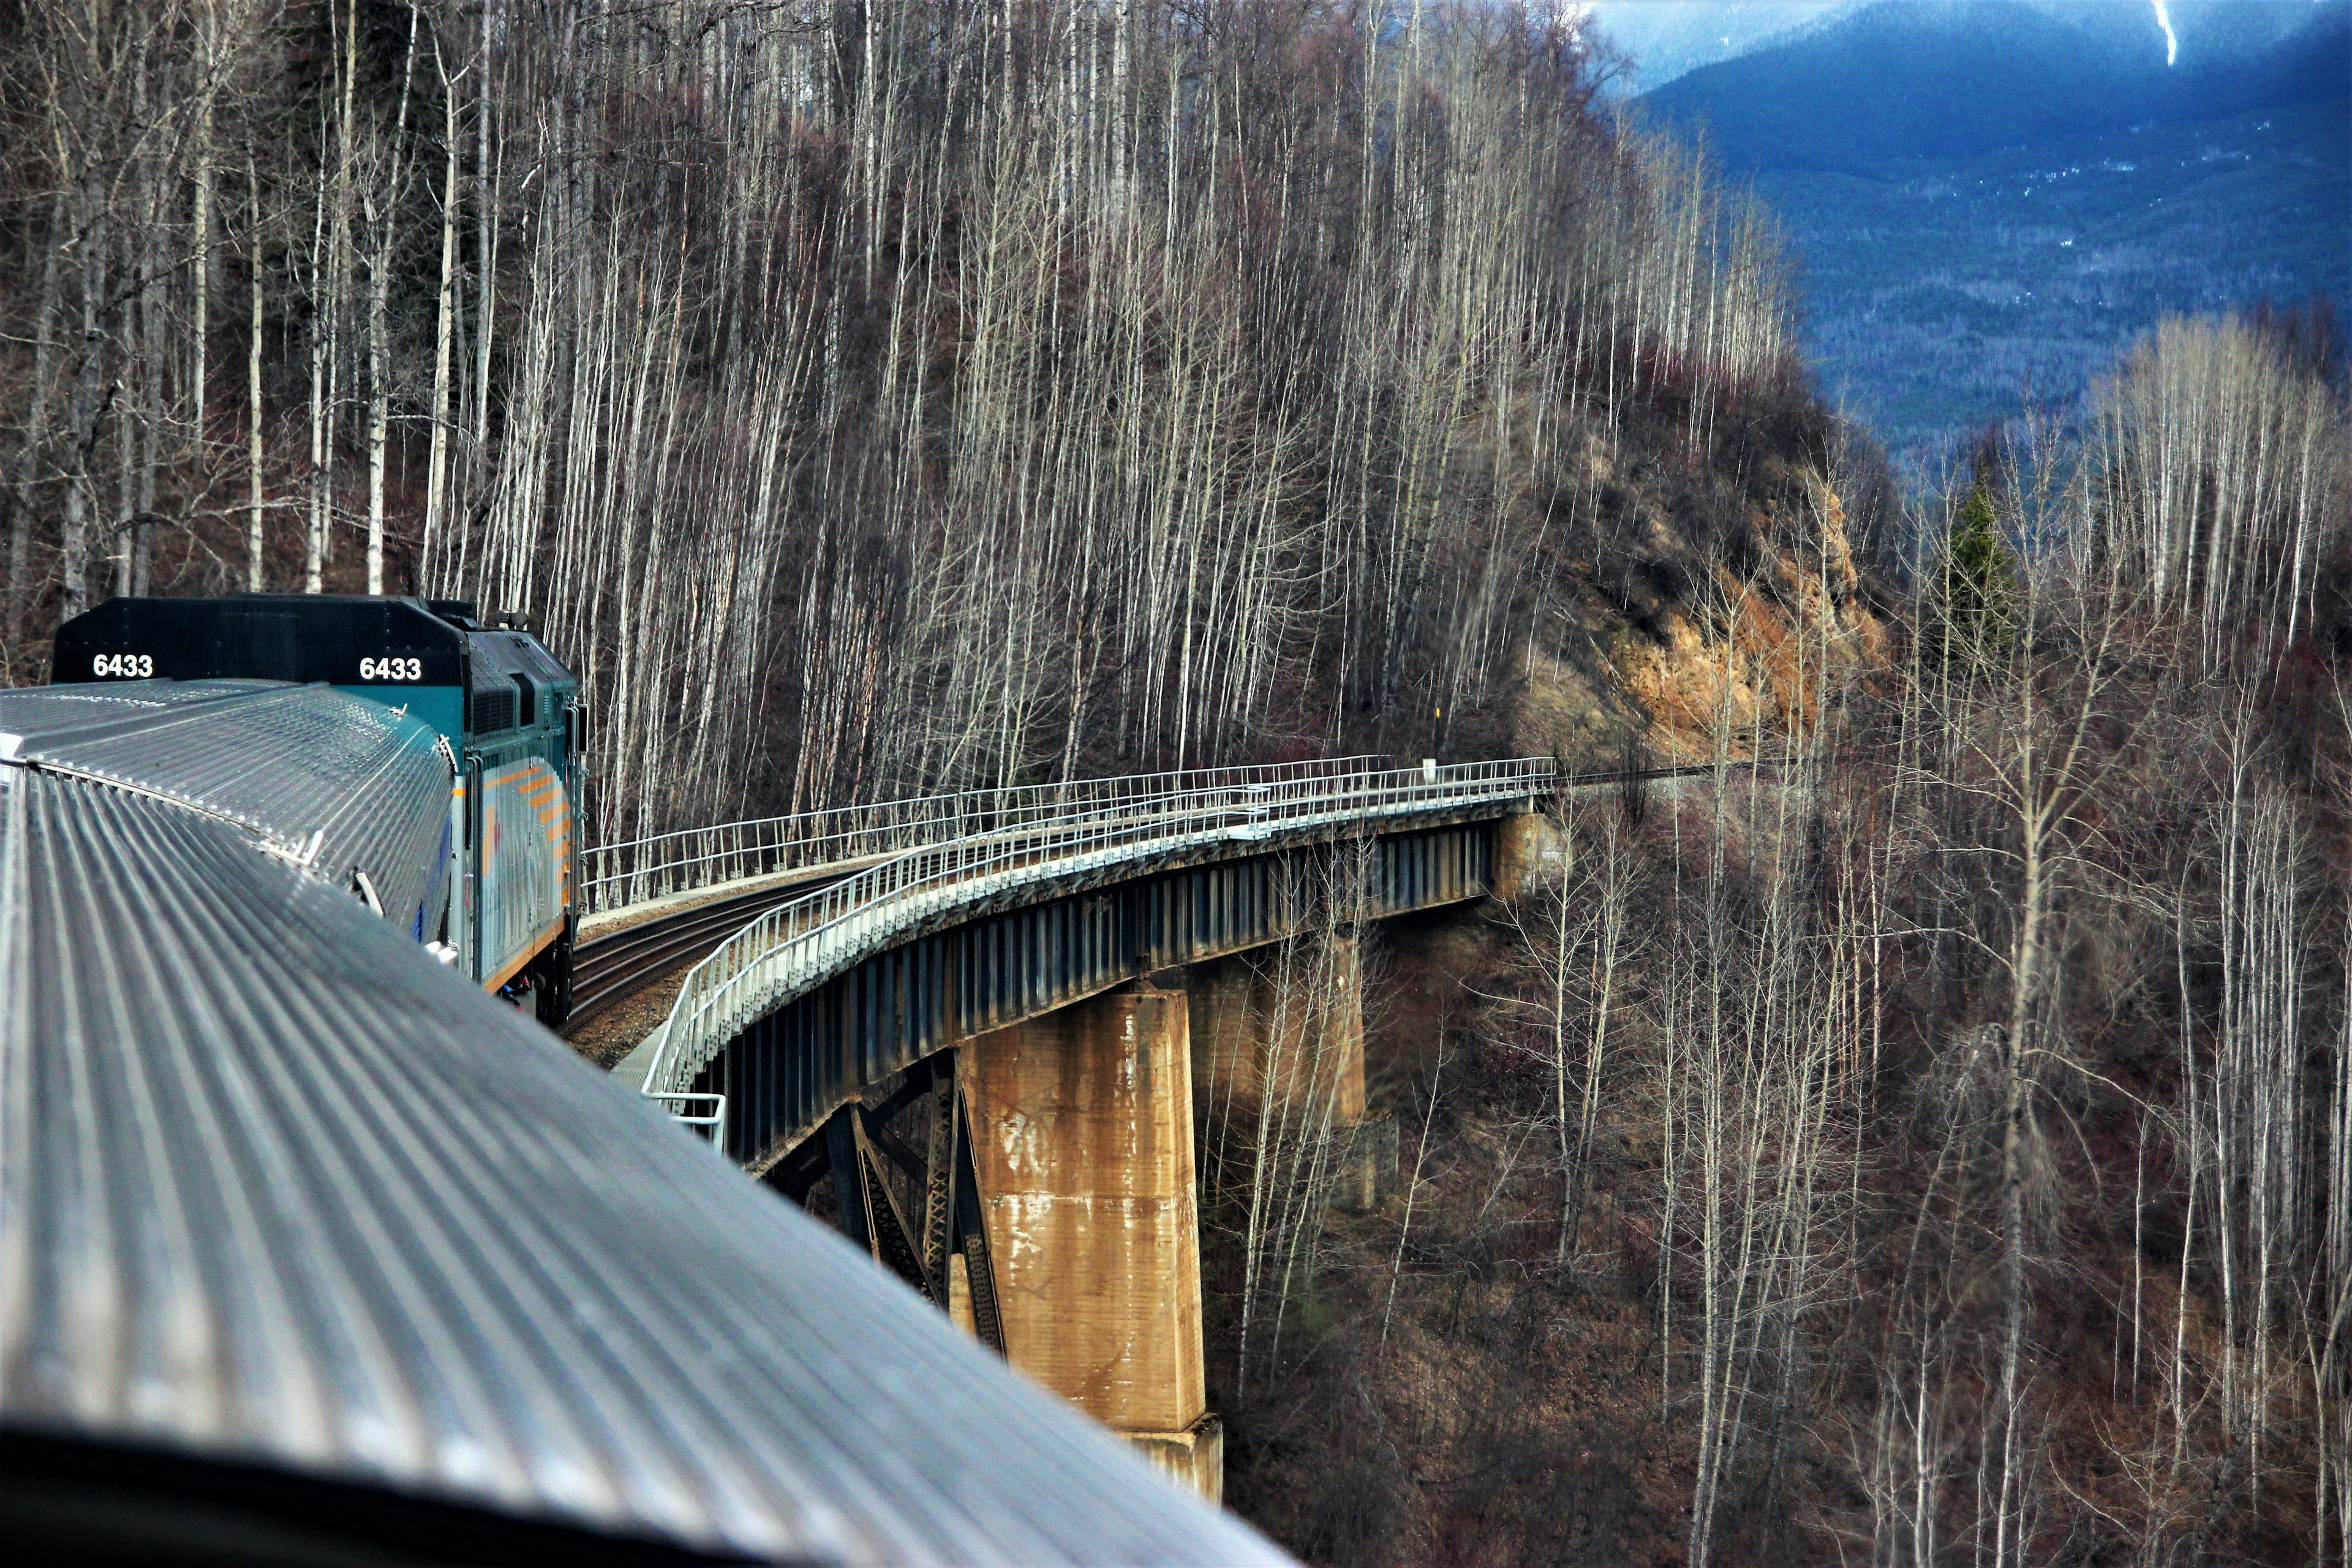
[2, 673, 1632, 1560]
[570, 759, 1568, 1498]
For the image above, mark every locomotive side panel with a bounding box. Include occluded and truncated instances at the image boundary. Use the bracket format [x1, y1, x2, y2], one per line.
[477, 755, 571, 990]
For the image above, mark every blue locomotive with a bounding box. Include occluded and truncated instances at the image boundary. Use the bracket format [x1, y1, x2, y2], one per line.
[51, 594, 583, 1023]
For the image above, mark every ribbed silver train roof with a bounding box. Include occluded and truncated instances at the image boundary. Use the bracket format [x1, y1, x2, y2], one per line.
[0, 766, 1289, 1565]
[0, 680, 450, 935]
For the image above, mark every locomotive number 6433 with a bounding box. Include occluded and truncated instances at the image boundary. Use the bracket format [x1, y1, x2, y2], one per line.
[361, 656, 424, 681]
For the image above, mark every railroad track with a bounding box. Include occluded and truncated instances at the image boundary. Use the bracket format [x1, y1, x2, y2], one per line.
[563, 804, 1262, 1031]
[567, 873, 853, 1027]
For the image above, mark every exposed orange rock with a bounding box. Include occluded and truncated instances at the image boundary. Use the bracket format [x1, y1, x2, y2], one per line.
[1599, 477, 1887, 762]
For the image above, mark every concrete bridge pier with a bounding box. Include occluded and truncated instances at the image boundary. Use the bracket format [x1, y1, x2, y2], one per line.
[959, 983, 1222, 1499]
[1491, 801, 1555, 900]
[1189, 935, 1392, 1210]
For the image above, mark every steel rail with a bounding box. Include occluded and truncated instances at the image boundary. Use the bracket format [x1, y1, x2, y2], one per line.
[636, 758, 1569, 1134]
[566, 874, 856, 1025]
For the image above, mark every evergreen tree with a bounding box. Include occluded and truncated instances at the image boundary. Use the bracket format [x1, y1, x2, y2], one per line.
[1926, 478, 2019, 675]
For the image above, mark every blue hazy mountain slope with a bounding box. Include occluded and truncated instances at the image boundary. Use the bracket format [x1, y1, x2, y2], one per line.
[1585, 2, 1842, 92]
[1785, 96, 2348, 472]
[1591, 0, 2324, 94]
[1628, 0, 2350, 474]
[1638, 0, 2345, 172]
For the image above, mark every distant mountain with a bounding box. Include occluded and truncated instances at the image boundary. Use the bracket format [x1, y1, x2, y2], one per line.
[1638, 0, 2348, 172]
[1583, 2, 1842, 93]
[2149, 0, 2352, 60]
[1625, 0, 2350, 476]
[1588, 0, 2331, 94]
[1774, 97, 2348, 474]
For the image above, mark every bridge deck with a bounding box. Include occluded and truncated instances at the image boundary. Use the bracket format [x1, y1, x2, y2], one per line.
[600, 762, 1553, 1171]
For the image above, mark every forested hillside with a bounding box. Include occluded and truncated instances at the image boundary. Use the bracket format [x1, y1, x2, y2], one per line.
[6, 5, 2350, 1566]
[0, 0, 1818, 850]
[1213, 306, 2351, 1564]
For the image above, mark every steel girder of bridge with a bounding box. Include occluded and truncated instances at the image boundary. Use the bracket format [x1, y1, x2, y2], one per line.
[706, 814, 1502, 1175]
[626, 758, 1558, 1155]
[652, 783, 1533, 1504]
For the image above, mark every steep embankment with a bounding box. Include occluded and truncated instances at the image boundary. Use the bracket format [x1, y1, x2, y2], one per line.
[1527, 466, 1887, 764]
[0, 0, 1829, 842]
[1191, 357, 1907, 1561]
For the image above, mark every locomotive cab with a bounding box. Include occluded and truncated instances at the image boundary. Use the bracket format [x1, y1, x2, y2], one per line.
[52, 595, 582, 1025]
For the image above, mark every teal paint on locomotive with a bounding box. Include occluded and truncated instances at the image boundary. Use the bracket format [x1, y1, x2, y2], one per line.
[51, 594, 584, 1025]
[459, 622, 582, 1023]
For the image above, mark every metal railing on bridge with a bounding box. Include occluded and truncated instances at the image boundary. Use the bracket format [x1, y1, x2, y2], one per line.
[579, 756, 1386, 916]
[636, 756, 1559, 1144]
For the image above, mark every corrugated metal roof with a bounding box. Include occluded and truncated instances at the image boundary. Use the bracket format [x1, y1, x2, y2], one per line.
[0, 766, 1289, 1565]
[0, 676, 285, 728]
[0, 681, 450, 936]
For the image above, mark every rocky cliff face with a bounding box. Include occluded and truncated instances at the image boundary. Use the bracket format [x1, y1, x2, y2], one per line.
[1616, 488, 1888, 758]
[1506, 435, 1894, 768]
